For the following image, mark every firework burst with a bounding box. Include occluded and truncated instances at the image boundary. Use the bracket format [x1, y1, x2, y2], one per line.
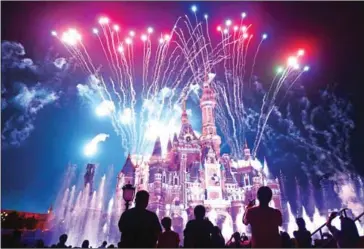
[52, 7, 310, 158]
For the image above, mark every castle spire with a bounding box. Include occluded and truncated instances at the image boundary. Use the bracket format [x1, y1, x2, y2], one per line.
[200, 72, 221, 156]
[181, 96, 188, 124]
[173, 133, 178, 143]
[152, 136, 162, 157]
[121, 154, 135, 176]
[182, 96, 187, 112]
[243, 140, 251, 159]
[167, 137, 173, 152]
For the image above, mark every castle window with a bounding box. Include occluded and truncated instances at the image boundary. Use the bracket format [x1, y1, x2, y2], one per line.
[140, 178, 143, 184]
[245, 178, 249, 186]
[174, 177, 178, 185]
[163, 175, 166, 183]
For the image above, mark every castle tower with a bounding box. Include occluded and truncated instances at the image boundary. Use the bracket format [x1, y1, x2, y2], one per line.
[151, 136, 162, 161]
[203, 146, 223, 200]
[115, 154, 136, 213]
[167, 138, 173, 153]
[150, 169, 163, 213]
[243, 140, 251, 160]
[84, 163, 96, 195]
[178, 97, 198, 143]
[173, 133, 178, 144]
[181, 97, 189, 125]
[200, 73, 221, 156]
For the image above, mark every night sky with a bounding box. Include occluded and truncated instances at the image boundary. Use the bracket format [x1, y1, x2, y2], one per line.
[2, 1, 364, 213]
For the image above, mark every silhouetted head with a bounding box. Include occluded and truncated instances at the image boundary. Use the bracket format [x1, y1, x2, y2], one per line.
[281, 232, 292, 248]
[59, 234, 68, 244]
[194, 205, 206, 220]
[102, 241, 107, 247]
[81, 240, 89, 248]
[296, 217, 306, 229]
[161, 217, 172, 230]
[340, 217, 359, 238]
[135, 190, 149, 209]
[232, 232, 241, 242]
[257, 186, 273, 206]
[107, 245, 115, 248]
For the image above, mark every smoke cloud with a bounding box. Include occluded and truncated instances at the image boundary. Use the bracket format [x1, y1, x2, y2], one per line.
[1, 41, 71, 148]
[236, 83, 355, 178]
[333, 173, 364, 217]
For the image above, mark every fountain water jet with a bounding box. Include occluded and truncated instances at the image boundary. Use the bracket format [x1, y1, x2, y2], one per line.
[286, 203, 296, 237]
[207, 209, 218, 225]
[221, 213, 234, 242]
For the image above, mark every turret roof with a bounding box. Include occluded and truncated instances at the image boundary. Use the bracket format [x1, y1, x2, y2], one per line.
[152, 137, 162, 157]
[167, 138, 173, 152]
[121, 154, 135, 176]
[173, 133, 178, 143]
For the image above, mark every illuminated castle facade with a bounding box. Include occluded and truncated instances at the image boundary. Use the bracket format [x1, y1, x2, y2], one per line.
[115, 76, 282, 233]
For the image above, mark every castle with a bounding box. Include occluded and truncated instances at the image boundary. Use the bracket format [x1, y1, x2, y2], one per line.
[112, 75, 282, 234]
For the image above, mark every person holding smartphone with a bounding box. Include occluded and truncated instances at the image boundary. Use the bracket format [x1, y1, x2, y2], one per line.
[326, 211, 360, 248]
[243, 186, 283, 248]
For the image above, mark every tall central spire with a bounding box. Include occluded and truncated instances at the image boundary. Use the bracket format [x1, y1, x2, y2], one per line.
[200, 73, 221, 156]
[181, 96, 188, 124]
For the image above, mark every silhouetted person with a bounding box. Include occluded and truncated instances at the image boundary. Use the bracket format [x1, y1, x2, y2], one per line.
[57, 234, 68, 248]
[184, 205, 214, 248]
[118, 190, 162, 248]
[211, 226, 225, 248]
[35, 239, 45, 248]
[81, 240, 90, 248]
[280, 232, 293, 248]
[293, 218, 312, 248]
[157, 217, 180, 248]
[226, 232, 243, 248]
[243, 186, 282, 248]
[107, 245, 114, 248]
[99, 241, 107, 248]
[326, 212, 360, 248]
[4, 230, 23, 248]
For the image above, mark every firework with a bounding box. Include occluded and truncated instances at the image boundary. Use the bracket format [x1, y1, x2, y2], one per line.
[53, 7, 309, 157]
[84, 133, 110, 157]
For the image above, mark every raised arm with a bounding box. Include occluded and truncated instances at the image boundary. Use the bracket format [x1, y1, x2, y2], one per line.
[326, 212, 340, 239]
[243, 200, 255, 225]
[243, 207, 253, 225]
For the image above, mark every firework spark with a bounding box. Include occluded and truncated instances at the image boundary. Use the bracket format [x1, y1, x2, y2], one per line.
[52, 7, 311, 158]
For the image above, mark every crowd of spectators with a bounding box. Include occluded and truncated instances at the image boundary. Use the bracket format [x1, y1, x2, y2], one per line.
[2, 186, 363, 248]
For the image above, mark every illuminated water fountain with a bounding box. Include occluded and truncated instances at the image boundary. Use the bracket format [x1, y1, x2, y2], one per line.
[50, 162, 364, 247]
